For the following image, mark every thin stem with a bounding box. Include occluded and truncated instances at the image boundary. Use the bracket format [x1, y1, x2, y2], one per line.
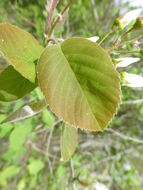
[106, 128, 143, 144]
[121, 99, 143, 105]
[46, 0, 58, 34]
[70, 158, 77, 190]
[117, 35, 142, 48]
[17, 12, 36, 29]
[48, 0, 73, 37]
[46, 125, 55, 175]
[111, 50, 138, 54]
[110, 28, 134, 51]
[91, 0, 98, 23]
[98, 30, 113, 45]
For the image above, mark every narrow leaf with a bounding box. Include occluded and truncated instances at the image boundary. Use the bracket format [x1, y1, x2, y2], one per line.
[0, 99, 46, 124]
[38, 38, 121, 131]
[115, 57, 140, 68]
[0, 66, 36, 102]
[61, 124, 78, 162]
[0, 23, 43, 82]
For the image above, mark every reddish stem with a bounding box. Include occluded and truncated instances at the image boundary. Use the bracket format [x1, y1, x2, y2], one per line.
[46, 0, 58, 34]
[48, 0, 73, 37]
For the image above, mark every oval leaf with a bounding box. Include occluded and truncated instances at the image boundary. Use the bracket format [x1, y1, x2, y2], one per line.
[38, 38, 121, 131]
[0, 23, 43, 82]
[0, 66, 36, 102]
[61, 124, 78, 162]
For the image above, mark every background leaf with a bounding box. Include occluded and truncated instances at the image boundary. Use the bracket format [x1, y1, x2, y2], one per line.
[0, 165, 20, 186]
[0, 66, 36, 102]
[9, 119, 33, 151]
[1, 99, 46, 124]
[41, 108, 55, 126]
[27, 159, 44, 175]
[38, 38, 121, 131]
[61, 124, 78, 162]
[0, 23, 43, 82]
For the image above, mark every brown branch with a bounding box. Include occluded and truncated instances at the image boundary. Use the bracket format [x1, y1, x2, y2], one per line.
[106, 128, 143, 144]
[48, 0, 73, 37]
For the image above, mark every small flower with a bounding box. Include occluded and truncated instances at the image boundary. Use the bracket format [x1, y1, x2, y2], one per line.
[113, 9, 141, 30]
[133, 17, 143, 29]
[88, 36, 99, 42]
[121, 72, 143, 88]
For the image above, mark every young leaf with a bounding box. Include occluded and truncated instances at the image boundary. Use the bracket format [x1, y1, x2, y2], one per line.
[0, 66, 36, 102]
[61, 124, 78, 162]
[0, 99, 46, 124]
[27, 159, 44, 175]
[133, 17, 143, 30]
[114, 57, 140, 68]
[114, 9, 141, 30]
[121, 72, 143, 88]
[41, 108, 55, 126]
[38, 38, 121, 131]
[88, 36, 99, 42]
[0, 23, 43, 82]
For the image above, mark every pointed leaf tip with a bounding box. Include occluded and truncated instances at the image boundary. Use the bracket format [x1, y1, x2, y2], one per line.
[61, 124, 78, 162]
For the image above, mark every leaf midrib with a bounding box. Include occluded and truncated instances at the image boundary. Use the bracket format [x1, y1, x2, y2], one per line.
[59, 45, 101, 131]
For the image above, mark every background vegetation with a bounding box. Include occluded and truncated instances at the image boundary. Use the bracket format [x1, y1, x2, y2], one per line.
[0, 0, 143, 189]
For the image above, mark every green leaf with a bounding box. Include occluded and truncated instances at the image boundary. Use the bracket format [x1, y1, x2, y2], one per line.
[56, 164, 66, 178]
[1, 99, 46, 124]
[0, 23, 43, 82]
[0, 165, 20, 186]
[41, 108, 55, 126]
[0, 123, 13, 138]
[0, 66, 36, 102]
[18, 179, 26, 190]
[61, 124, 78, 162]
[27, 159, 44, 175]
[9, 120, 33, 151]
[38, 38, 121, 131]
